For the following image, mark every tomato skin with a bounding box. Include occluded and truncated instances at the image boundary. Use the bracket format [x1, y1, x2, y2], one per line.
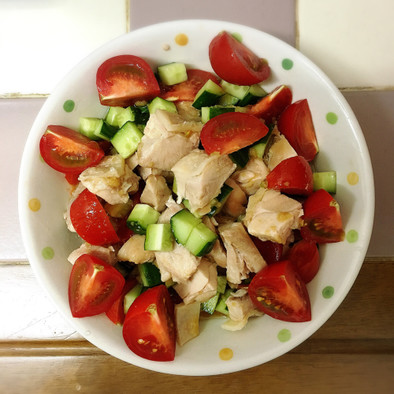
[40, 125, 104, 174]
[209, 31, 270, 85]
[200, 112, 269, 155]
[300, 189, 345, 243]
[252, 236, 283, 264]
[278, 99, 319, 161]
[69, 254, 125, 318]
[247, 85, 292, 124]
[266, 155, 314, 195]
[70, 189, 120, 246]
[248, 260, 311, 322]
[123, 285, 176, 362]
[106, 278, 137, 325]
[160, 69, 220, 101]
[288, 240, 320, 283]
[96, 55, 160, 106]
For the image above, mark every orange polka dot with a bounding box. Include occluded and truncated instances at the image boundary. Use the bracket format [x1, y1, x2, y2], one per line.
[175, 33, 188, 46]
[347, 172, 359, 185]
[219, 347, 233, 360]
[28, 198, 41, 212]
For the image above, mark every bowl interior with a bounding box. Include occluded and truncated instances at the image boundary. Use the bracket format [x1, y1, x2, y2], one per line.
[18, 19, 374, 375]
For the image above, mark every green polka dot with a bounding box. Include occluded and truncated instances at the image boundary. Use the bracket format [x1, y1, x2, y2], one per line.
[42, 247, 54, 260]
[277, 328, 291, 342]
[326, 112, 338, 124]
[282, 58, 293, 70]
[231, 32, 242, 42]
[346, 229, 359, 243]
[63, 99, 75, 112]
[322, 286, 334, 299]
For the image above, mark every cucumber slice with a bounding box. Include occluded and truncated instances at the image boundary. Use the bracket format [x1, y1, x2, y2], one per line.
[110, 121, 143, 159]
[201, 105, 236, 124]
[170, 209, 201, 245]
[218, 93, 239, 106]
[249, 124, 275, 159]
[148, 97, 177, 114]
[105, 106, 136, 128]
[192, 79, 225, 109]
[207, 184, 233, 217]
[123, 283, 143, 314]
[201, 293, 220, 314]
[158, 62, 188, 85]
[215, 289, 233, 316]
[138, 262, 162, 287]
[126, 204, 160, 235]
[229, 146, 250, 168]
[145, 223, 174, 252]
[238, 84, 267, 106]
[220, 80, 250, 100]
[79, 117, 103, 140]
[90, 121, 118, 141]
[185, 222, 218, 257]
[217, 276, 227, 294]
[313, 171, 337, 193]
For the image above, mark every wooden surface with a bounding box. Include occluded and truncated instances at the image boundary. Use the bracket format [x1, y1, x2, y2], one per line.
[1, 259, 393, 394]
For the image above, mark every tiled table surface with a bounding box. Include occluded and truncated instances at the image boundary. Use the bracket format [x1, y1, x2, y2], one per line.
[1, 1, 393, 392]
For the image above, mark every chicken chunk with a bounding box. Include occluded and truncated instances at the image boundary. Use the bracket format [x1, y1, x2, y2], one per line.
[171, 149, 236, 215]
[174, 259, 217, 304]
[174, 302, 201, 346]
[231, 157, 269, 196]
[78, 155, 140, 205]
[155, 243, 200, 283]
[264, 132, 297, 171]
[68, 243, 117, 265]
[219, 222, 266, 284]
[137, 109, 202, 171]
[175, 101, 201, 122]
[243, 188, 303, 244]
[117, 234, 155, 264]
[222, 178, 247, 218]
[157, 197, 184, 224]
[140, 175, 172, 212]
[202, 216, 227, 268]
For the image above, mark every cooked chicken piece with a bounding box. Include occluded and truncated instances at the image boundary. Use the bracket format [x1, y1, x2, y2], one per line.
[203, 216, 227, 268]
[174, 259, 217, 304]
[140, 175, 172, 212]
[117, 234, 155, 264]
[78, 155, 140, 205]
[157, 197, 184, 224]
[219, 222, 266, 284]
[155, 243, 200, 283]
[231, 157, 269, 195]
[171, 149, 236, 215]
[138, 166, 163, 180]
[264, 132, 297, 171]
[125, 153, 139, 170]
[221, 289, 263, 331]
[137, 110, 202, 171]
[222, 178, 247, 218]
[243, 188, 303, 244]
[68, 243, 117, 265]
[175, 101, 202, 122]
[174, 302, 201, 346]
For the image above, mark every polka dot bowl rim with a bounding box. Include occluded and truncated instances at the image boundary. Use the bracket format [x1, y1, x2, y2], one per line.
[18, 20, 374, 376]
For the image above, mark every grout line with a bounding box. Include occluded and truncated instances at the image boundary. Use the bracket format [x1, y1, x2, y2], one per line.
[0, 93, 49, 99]
[125, 0, 130, 33]
[295, 0, 300, 50]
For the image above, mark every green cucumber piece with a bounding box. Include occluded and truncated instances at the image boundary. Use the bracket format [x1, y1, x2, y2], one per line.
[220, 80, 250, 100]
[201, 105, 236, 124]
[126, 204, 160, 234]
[249, 124, 275, 159]
[215, 289, 233, 316]
[192, 79, 224, 109]
[110, 121, 143, 159]
[170, 209, 201, 245]
[201, 293, 220, 314]
[217, 276, 227, 295]
[207, 184, 233, 217]
[138, 262, 162, 287]
[144, 223, 174, 252]
[185, 222, 218, 257]
[158, 62, 188, 85]
[229, 146, 250, 167]
[218, 93, 239, 106]
[313, 171, 337, 193]
[123, 283, 143, 314]
[79, 117, 104, 140]
[148, 97, 177, 114]
[105, 106, 136, 128]
[238, 84, 267, 106]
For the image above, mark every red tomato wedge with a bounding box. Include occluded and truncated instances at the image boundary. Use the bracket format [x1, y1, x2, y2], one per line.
[123, 285, 176, 362]
[70, 189, 120, 246]
[252, 236, 283, 264]
[200, 112, 269, 155]
[278, 99, 319, 161]
[209, 31, 270, 85]
[68, 254, 125, 318]
[248, 260, 311, 322]
[96, 55, 160, 106]
[106, 278, 137, 325]
[247, 85, 292, 124]
[160, 69, 220, 101]
[288, 240, 320, 283]
[266, 155, 314, 195]
[39, 125, 104, 174]
[300, 189, 345, 243]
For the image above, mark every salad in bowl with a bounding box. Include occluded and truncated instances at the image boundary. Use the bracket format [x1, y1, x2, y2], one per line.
[19, 20, 374, 375]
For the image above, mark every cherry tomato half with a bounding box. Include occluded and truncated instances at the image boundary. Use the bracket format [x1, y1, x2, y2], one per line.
[247, 85, 292, 124]
[278, 99, 319, 161]
[209, 31, 270, 85]
[123, 285, 176, 362]
[68, 254, 125, 318]
[39, 125, 104, 174]
[160, 69, 220, 101]
[200, 112, 269, 155]
[300, 189, 345, 243]
[266, 155, 314, 196]
[70, 189, 120, 246]
[288, 240, 320, 283]
[96, 55, 160, 106]
[248, 260, 311, 322]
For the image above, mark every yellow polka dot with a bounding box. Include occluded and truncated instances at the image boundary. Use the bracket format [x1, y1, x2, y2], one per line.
[347, 172, 359, 185]
[175, 33, 188, 46]
[219, 347, 233, 361]
[28, 198, 41, 212]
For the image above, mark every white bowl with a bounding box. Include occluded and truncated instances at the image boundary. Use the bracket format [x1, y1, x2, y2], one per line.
[18, 20, 374, 376]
